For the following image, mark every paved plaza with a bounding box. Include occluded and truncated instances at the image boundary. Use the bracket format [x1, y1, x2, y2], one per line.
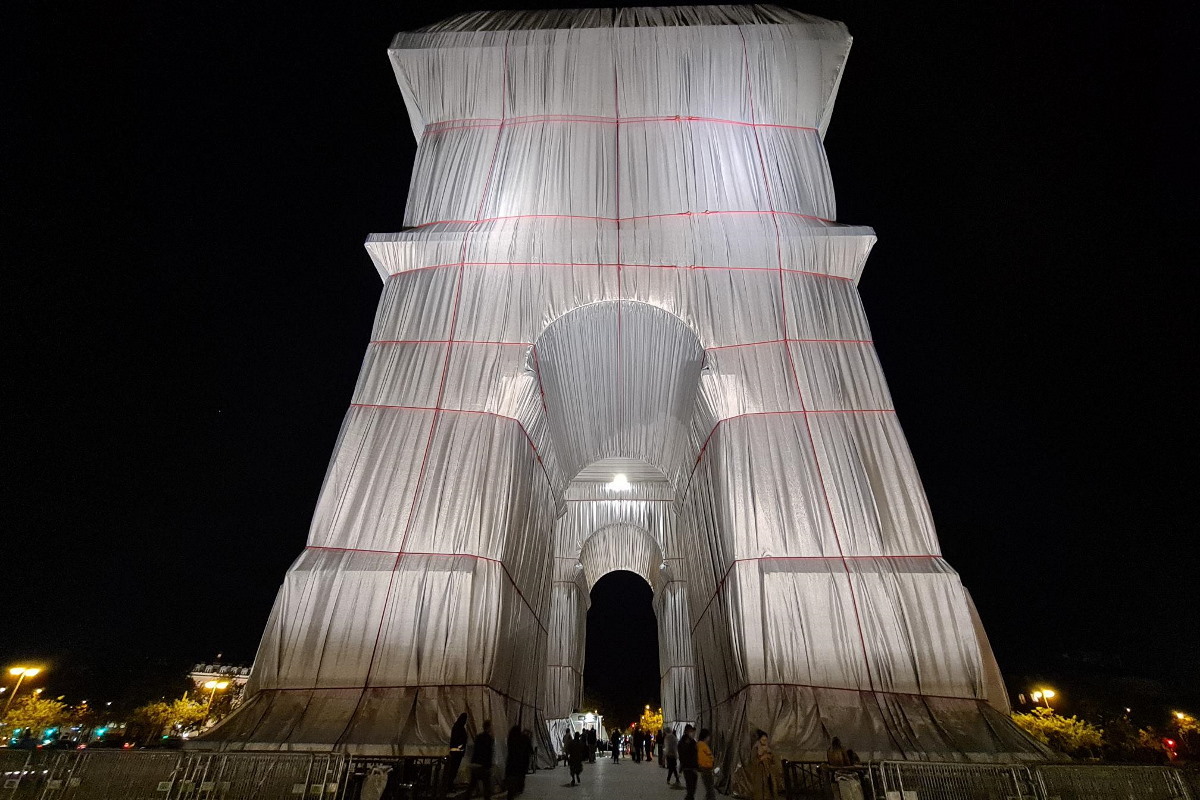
[459, 757, 696, 800]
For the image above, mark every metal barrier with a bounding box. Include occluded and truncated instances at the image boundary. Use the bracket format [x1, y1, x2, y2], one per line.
[43, 750, 186, 800]
[173, 752, 346, 799]
[16, 750, 1192, 800]
[1, 750, 56, 800]
[1036, 764, 1191, 800]
[1179, 769, 1200, 800]
[20, 751, 348, 800]
[781, 760, 831, 798]
[781, 761, 874, 799]
[874, 760, 1040, 800]
[342, 757, 444, 800]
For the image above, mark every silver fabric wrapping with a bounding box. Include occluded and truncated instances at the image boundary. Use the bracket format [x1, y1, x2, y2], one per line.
[203, 5, 1049, 767]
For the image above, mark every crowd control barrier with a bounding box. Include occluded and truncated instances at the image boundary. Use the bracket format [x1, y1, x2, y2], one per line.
[782, 759, 1195, 800]
[0, 750, 451, 800]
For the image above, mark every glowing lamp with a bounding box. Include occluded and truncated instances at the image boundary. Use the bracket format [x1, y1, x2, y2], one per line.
[606, 474, 631, 491]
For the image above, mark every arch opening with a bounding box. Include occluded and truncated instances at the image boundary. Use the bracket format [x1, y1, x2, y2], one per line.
[534, 300, 704, 494]
[583, 570, 660, 728]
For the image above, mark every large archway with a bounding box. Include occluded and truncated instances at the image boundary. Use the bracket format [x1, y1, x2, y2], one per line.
[584, 570, 659, 726]
[210, 8, 1045, 771]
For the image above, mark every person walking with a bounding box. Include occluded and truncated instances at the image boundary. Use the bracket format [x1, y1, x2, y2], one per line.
[678, 724, 698, 800]
[562, 731, 573, 769]
[664, 727, 680, 786]
[644, 731, 654, 763]
[505, 725, 531, 799]
[697, 729, 716, 800]
[446, 712, 469, 791]
[586, 727, 597, 763]
[751, 731, 780, 800]
[465, 720, 494, 800]
[610, 728, 621, 763]
[568, 731, 585, 785]
[630, 727, 641, 763]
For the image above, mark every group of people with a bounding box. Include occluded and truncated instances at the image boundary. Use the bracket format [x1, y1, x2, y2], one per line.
[444, 710, 854, 800]
[607, 725, 658, 763]
[447, 713, 536, 800]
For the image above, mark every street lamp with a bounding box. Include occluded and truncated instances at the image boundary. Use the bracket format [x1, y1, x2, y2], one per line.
[203, 680, 230, 713]
[3, 667, 42, 716]
[1030, 689, 1056, 711]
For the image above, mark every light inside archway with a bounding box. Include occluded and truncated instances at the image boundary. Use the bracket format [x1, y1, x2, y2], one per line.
[606, 473, 632, 492]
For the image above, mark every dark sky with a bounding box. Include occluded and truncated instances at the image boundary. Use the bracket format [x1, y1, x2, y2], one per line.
[5, 1, 1197, 715]
[585, 571, 661, 727]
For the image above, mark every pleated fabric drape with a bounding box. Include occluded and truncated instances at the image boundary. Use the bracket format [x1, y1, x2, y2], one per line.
[203, 5, 1050, 768]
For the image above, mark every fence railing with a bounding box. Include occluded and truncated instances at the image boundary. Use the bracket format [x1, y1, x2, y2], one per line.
[781, 759, 1195, 800]
[6, 750, 1195, 800]
[0, 750, 447, 800]
[1037, 763, 1190, 800]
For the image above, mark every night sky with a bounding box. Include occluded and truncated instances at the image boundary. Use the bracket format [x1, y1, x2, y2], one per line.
[5, 1, 1197, 719]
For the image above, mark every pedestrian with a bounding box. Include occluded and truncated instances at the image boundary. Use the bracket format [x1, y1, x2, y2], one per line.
[505, 725, 531, 799]
[664, 727, 680, 786]
[586, 727, 597, 763]
[562, 731, 573, 769]
[751, 730, 779, 800]
[630, 727, 641, 763]
[610, 728, 621, 763]
[465, 719, 494, 800]
[644, 731, 654, 762]
[568, 731, 585, 785]
[657, 730, 665, 766]
[697, 728, 716, 800]
[447, 712, 469, 791]
[524, 729, 537, 774]
[679, 724, 698, 800]
[826, 736, 848, 767]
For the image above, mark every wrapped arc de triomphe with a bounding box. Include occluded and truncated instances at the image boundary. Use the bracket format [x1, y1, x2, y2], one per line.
[204, 5, 1048, 769]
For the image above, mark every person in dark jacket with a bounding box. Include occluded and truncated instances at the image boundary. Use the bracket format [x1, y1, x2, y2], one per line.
[447, 712, 469, 791]
[678, 724, 699, 800]
[505, 725, 531, 799]
[630, 726, 641, 763]
[465, 719, 494, 799]
[568, 731, 585, 785]
[610, 728, 622, 762]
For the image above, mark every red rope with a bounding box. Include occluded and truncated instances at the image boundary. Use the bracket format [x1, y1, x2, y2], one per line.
[346, 404, 554, 491]
[704, 681, 982, 709]
[345, 34, 524, 725]
[264, 684, 544, 711]
[737, 26, 878, 696]
[306, 545, 547, 635]
[423, 114, 818, 134]
[384, 260, 853, 282]
[406, 208, 833, 229]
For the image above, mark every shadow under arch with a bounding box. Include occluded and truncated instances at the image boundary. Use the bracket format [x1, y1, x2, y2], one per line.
[533, 300, 705, 494]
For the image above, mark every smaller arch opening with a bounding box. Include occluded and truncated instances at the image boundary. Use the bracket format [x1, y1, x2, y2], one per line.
[583, 570, 660, 727]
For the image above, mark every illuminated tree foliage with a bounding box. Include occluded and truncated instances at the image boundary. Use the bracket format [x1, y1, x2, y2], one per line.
[1011, 707, 1103, 757]
[1, 696, 70, 738]
[639, 706, 664, 734]
[129, 698, 208, 740]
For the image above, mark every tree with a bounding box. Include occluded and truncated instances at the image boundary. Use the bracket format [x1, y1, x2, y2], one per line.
[128, 698, 208, 742]
[1011, 707, 1103, 758]
[639, 706, 664, 734]
[1, 695, 70, 739]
